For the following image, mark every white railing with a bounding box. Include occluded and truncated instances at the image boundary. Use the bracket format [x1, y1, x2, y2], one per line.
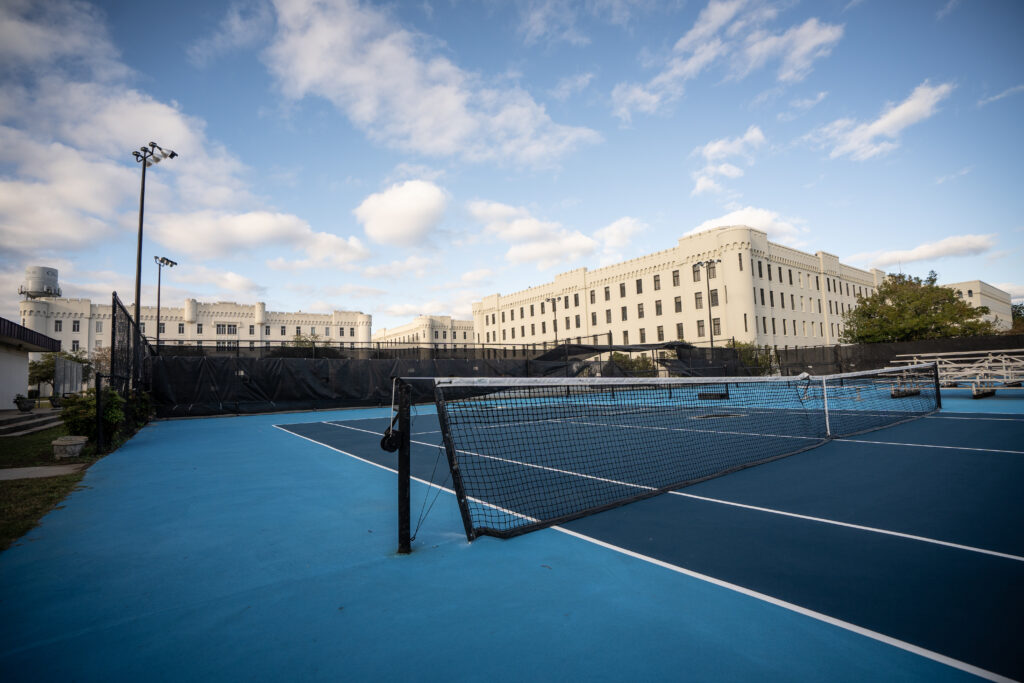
[890, 348, 1024, 395]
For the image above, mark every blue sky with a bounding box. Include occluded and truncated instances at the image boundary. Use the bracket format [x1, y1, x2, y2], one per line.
[1, 0, 1022, 329]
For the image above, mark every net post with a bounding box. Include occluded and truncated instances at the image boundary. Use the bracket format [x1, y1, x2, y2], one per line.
[933, 362, 942, 409]
[397, 379, 412, 554]
[821, 376, 831, 437]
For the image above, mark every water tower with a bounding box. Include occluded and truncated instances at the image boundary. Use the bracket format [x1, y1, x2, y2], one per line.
[18, 266, 62, 299]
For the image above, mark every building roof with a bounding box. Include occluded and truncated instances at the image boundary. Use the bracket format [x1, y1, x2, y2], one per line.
[0, 317, 61, 353]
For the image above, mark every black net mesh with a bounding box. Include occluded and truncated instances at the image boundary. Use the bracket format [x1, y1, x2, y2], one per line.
[432, 363, 939, 540]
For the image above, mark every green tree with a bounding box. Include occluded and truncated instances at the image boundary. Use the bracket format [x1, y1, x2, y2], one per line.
[291, 332, 322, 347]
[1010, 302, 1024, 334]
[726, 339, 776, 375]
[840, 271, 996, 343]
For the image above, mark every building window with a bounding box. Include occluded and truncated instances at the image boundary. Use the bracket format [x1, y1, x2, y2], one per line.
[295, 326, 301, 336]
[779, 266, 783, 281]
[697, 320, 705, 337]
[780, 294, 785, 309]
[72, 340, 79, 351]
[541, 321, 546, 334]
[791, 294, 795, 309]
[968, 289, 974, 298]
[760, 289, 765, 306]
[604, 286, 610, 301]
[510, 309, 514, 321]
[712, 318, 721, 336]
[743, 313, 748, 332]
[827, 278, 831, 292]
[72, 320, 80, 332]
[653, 274, 661, 291]
[619, 283, 626, 297]
[531, 324, 536, 335]
[772, 318, 777, 334]
[511, 328, 515, 339]
[158, 322, 165, 334]
[694, 292, 703, 309]
[502, 311, 506, 322]
[606, 309, 612, 323]
[672, 270, 680, 286]
[636, 278, 643, 294]
[571, 294, 577, 308]
[96, 321, 103, 333]
[520, 306, 525, 318]
[758, 261, 763, 278]
[140, 323, 145, 333]
[770, 291, 775, 307]
[589, 291, 595, 305]
[54, 320, 62, 332]
[655, 300, 663, 316]
[591, 312, 597, 326]
[350, 328, 355, 337]
[637, 303, 645, 319]
[782, 319, 787, 335]
[565, 317, 570, 331]
[180, 323, 186, 334]
[655, 326, 664, 342]
[95, 340, 101, 348]
[768, 265, 772, 281]
[197, 323, 203, 334]
[709, 289, 719, 307]
[816, 276, 820, 290]
[622, 330, 629, 344]
[249, 324, 255, 335]
[674, 296, 682, 313]
[574, 315, 580, 328]
[738, 254, 744, 271]
[540, 302, 545, 315]
[676, 322, 684, 340]
[788, 269, 793, 285]
[621, 306, 628, 321]
[693, 264, 701, 282]
[311, 326, 317, 335]
[639, 328, 647, 343]
[530, 304, 535, 316]
[707, 262, 716, 279]
[763, 317, 768, 333]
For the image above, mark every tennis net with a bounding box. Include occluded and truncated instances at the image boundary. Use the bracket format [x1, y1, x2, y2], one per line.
[408, 363, 939, 542]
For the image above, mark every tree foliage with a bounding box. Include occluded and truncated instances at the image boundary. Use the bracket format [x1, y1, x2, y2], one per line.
[840, 271, 996, 343]
[610, 351, 656, 377]
[291, 332, 323, 347]
[1011, 302, 1024, 334]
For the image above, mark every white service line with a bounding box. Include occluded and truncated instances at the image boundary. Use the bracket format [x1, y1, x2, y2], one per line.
[840, 439, 1024, 455]
[274, 420, 1013, 683]
[672, 492, 1024, 563]
[926, 415, 1024, 422]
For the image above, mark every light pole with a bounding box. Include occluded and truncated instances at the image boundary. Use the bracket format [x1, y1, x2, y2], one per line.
[154, 256, 177, 350]
[697, 258, 722, 348]
[131, 142, 177, 389]
[132, 143, 178, 330]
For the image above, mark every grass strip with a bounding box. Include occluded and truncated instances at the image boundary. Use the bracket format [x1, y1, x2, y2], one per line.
[0, 473, 85, 552]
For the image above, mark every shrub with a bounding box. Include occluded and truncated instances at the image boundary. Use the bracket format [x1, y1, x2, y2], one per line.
[61, 388, 125, 444]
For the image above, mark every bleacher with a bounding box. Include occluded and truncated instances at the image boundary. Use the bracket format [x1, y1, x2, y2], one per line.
[891, 348, 1024, 397]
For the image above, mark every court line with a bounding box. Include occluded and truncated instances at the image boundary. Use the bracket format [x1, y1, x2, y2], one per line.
[275, 420, 1012, 683]
[319, 421, 1022, 561]
[553, 527, 1014, 683]
[840, 439, 1024, 455]
[673, 492, 1024, 563]
[926, 415, 1024, 422]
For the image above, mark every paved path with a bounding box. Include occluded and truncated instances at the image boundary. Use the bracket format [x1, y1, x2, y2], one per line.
[0, 464, 85, 481]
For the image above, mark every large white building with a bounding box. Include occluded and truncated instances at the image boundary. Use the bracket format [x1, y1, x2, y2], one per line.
[472, 225, 1010, 348]
[18, 269, 372, 356]
[371, 315, 474, 345]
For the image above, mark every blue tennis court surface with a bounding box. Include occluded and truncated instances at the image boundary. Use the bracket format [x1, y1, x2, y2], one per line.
[2, 394, 1023, 681]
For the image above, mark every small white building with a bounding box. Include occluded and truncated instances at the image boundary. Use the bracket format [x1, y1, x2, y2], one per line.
[372, 315, 474, 345]
[0, 317, 61, 407]
[943, 280, 1013, 330]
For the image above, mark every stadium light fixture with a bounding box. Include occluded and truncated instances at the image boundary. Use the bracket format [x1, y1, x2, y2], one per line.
[154, 256, 177, 349]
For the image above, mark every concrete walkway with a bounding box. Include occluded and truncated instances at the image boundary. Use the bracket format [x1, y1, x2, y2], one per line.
[0, 464, 85, 481]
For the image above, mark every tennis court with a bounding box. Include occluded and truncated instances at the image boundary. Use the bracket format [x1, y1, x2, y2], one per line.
[1, 379, 1022, 680]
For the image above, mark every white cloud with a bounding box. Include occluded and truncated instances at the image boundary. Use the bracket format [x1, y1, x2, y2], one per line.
[518, 0, 589, 46]
[362, 255, 436, 279]
[174, 265, 267, 296]
[777, 90, 827, 121]
[146, 210, 369, 271]
[740, 18, 843, 83]
[935, 166, 972, 184]
[186, 1, 273, 67]
[382, 301, 450, 317]
[846, 234, 996, 269]
[993, 283, 1024, 303]
[550, 72, 595, 101]
[612, 1, 841, 122]
[264, 0, 600, 165]
[354, 180, 447, 246]
[936, 0, 960, 20]
[687, 206, 808, 246]
[466, 200, 598, 269]
[594, 216, 648, 264]
[809, 80, 954, 161]
[978, 84, 1024, 107]
[460, 269, 492, 283]
[691, 125, 764, 195]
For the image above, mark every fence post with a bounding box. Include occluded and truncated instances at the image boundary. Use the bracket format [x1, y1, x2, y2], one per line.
[95, 373, 104, 453]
